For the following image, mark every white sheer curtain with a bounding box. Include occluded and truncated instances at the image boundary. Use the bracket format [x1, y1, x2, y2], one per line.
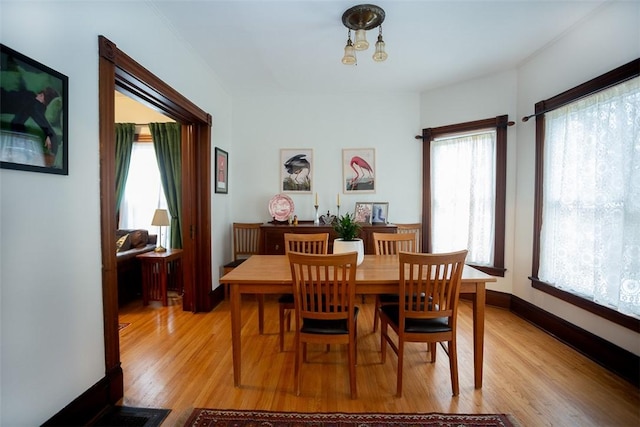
[431, 131, 496, 265]
[539, 77, 640, 317]
[119, 142, 170, 247]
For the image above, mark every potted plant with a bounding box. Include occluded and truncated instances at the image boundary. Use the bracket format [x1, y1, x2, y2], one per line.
[333, 212, 364, 265]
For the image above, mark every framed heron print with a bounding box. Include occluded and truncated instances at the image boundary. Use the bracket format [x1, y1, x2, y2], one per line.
[280, 148, 312, 193]
[0, 44, 69, 175]
[343, 148, 375, 193]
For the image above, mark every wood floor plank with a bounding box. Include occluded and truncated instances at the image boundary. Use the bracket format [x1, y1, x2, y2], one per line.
[118, 294, 639, 426]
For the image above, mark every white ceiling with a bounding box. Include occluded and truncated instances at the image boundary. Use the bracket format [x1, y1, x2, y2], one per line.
[148, 0, 607, 96]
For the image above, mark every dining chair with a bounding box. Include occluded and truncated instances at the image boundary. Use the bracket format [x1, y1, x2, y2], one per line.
[288, 251, 359, 399]
[395, 223, 422, 252]
[279, 233, 329, 351]
[371, 232, 417, 332]
[222, 222, 265, 333]
[379, 250, 468, 397]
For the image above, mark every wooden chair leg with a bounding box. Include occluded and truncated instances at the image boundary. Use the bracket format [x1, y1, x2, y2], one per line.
[449, 340, 459, 396]
[285, 309, 292, 331]
[380, 320, 387, 363]
[396, 340, 404, 398]
[279, 304, 286, 352]
[373, 296, 380, 332]
[429, 342, 437, 362]
[349, 340, 357, 399]
[295, 334, 302, 396]
[257, 294, 265, 334]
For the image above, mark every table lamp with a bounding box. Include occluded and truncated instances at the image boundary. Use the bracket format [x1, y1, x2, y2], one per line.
[151, 208, 170, 252]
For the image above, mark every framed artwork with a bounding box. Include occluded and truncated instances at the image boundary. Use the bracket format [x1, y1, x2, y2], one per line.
[343, 148, 375, 193]
[372, 202, 389, 224]
[354, 202, 373, 224]
[280, 148, 312, 193]
[0, 44, 68, 175]
[215, 147, 228, 194]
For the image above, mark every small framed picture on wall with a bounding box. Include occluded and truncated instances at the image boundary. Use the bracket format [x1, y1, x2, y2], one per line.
[215, 147, 228, 194]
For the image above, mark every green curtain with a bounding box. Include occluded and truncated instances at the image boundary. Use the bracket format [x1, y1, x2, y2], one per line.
[115, 123, 135, 215]
[149, 122, 183, 249]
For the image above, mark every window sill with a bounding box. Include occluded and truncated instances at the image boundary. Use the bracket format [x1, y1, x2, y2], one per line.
[530, 277, 640, 332]
[467, 264, 506, 277]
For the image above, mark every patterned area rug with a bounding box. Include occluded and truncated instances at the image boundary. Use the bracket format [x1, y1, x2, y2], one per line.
[183, 409, 517, 427]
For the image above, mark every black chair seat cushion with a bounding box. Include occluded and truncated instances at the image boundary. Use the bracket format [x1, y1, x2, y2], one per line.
[380, 304, 450, 333]
[278, 293, 294, 304]
[223, 258, 247, 269]
[379, 293, 399, 303]
[301, 307, 359, 334]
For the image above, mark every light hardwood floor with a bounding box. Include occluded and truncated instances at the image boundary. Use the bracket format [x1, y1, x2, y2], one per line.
[118, 294, 639, 427]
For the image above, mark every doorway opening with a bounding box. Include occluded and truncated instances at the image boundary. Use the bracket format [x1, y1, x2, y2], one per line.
[98, 35, 213, 403]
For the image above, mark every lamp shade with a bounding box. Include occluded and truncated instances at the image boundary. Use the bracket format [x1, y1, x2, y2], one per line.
[151, 209, 170, 226]
[372, 34, 387, 62]
[342, 40, 357, 65]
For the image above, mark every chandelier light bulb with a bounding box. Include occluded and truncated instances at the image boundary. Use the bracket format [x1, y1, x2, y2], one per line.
[342, 33, 357, 65]
[353, 29, 369, 50]
[372, 28, 387, 62]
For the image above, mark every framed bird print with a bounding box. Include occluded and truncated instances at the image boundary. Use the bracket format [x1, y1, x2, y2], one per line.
[280, 148, 312, 193]
[343, 148, 375, 193]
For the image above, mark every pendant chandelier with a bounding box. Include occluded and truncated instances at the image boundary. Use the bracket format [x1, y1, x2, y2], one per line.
[341, 4, 387, 65]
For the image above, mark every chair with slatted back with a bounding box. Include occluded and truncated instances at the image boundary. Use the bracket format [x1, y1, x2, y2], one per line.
[371, 232, 417, 332]
[279, 233, 329, 351]
[379, 250, 467, 397]
[288, 251, 359, 398]
[395, 223, 422, 253]
[222, 223, 265, 332]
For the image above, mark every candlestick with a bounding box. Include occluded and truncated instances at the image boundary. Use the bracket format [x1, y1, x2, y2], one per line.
[337, 204, 340, 218]
[314, 204, 319, 225]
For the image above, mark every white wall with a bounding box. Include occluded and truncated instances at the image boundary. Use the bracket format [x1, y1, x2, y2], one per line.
[420, 69, 518, 297]
[421, 1, 639, 355]
[513, 1, 639, 355]
[0, 1, 232, 425]
[230, 92, 421, 235]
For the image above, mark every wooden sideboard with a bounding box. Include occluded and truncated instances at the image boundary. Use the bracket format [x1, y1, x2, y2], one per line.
[260, 222, 397, 255]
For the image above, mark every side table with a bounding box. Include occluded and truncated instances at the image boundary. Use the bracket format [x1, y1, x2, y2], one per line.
[136, 248, 184, 306]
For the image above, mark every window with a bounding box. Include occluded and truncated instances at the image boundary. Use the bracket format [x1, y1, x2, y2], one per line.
[531, 59, 639, 329]
[422, 115, 508, 276]
[119, 142, 170, 246]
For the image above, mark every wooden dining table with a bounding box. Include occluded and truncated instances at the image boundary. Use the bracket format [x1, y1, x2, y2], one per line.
[220, 254, 496, 389]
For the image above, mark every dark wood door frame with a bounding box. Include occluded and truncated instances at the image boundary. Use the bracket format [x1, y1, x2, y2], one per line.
[98, 35, 213, 402]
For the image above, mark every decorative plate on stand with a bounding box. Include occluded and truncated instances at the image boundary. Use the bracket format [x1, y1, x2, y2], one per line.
[268, 194, 295, 222]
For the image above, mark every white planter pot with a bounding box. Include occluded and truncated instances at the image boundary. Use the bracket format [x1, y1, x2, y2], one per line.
[333, 238, 364, 265]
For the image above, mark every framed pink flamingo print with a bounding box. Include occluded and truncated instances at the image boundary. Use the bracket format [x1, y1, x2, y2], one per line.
[343, 148, 375, 193]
